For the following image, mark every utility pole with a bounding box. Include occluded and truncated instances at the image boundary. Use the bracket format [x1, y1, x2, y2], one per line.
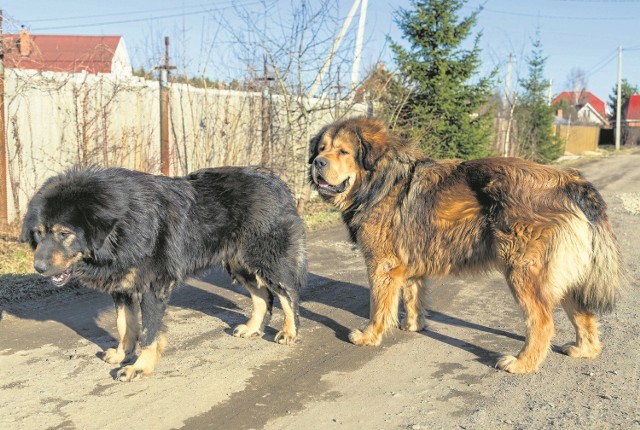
[615, 46, 622, 151]
[155, 37, 175, 175]
[308, 0, 361, 97]
[351, 0, 368, 92]
[259, 57, 274, 167]
[503, 53, 513, 157]
[0, 10, 7, 232]
[504, 53, 512, 107]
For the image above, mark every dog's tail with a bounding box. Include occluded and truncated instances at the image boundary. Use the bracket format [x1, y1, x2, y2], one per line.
[566, 179, 625, 313]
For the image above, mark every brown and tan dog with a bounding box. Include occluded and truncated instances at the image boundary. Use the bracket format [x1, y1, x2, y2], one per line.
[309, 116, 624, 373]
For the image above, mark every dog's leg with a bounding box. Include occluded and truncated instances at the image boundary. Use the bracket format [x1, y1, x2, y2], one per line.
[233, 275, 273, 339]
[560, 295, 602, 358]
[496, 269, 556, 374]
[103, 292, 139, 365]
[117, 290, 167, 381]
[273, 287, 299, 345]
[349, 262, 404, 346]
[401, 280, 427, 332]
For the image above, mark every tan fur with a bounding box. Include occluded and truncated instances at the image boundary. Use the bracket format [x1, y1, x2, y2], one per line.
[103, 302, 139, 365]
[274, 291, 298, 345]
[119, 268, 139, 291]
[309, 117, 624, 374]
[117, 334, 166, 382]
[233, 282, 270, 339]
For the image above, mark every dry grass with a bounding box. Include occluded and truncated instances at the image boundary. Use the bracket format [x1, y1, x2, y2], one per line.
[1, 237, 35, 275]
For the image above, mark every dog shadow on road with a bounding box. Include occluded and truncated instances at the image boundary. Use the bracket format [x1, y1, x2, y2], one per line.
[175, 270, 370, 343]
[1, 270, 526, 368]
[0, 274, 115, 351]
[421, 311, 526, 368]
[0, 269, 366, 351]
[300, 272, 370, 342]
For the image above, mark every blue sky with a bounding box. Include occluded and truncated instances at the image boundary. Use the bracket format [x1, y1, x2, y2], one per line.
[4, 0, 640, 110]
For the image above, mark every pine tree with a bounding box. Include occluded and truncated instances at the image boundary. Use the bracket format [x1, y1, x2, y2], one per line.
[389, 0, 495, 159]
[515, 35, 563, 163]
[608, 78, 638, 123]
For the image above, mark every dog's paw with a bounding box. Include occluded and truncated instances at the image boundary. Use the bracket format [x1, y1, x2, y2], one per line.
[103, 348, 126, 365]
[561, 342, 601, 359]
[348, 329, 381, 346]
[274, 331, 298, 345]
[495, 355, 537, 374]
[116, 365, 149, 382]
[401, 317, 426, 332]
[233, 324, 261, 339]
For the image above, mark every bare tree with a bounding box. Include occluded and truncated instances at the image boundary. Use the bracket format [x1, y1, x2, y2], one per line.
[565, 67, 589, 97]
[209, 0, 371, 211]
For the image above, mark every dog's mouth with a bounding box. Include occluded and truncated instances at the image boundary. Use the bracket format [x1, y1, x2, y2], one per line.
[50, 270, 72, 287]
[315, 175, 350, 195]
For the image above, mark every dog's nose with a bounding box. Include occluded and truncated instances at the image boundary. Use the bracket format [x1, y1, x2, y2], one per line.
[34, 259, 48, 274]
[314, 157, 328, 169]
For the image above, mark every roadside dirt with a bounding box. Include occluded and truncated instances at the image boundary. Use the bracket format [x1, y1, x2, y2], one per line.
[1, 151, 639, 429]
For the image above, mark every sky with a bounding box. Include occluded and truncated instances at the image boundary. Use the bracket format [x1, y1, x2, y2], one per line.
[3, 0, 640, 112]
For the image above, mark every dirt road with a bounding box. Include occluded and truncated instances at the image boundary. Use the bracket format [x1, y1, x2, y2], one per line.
[1, 151, 639, 429]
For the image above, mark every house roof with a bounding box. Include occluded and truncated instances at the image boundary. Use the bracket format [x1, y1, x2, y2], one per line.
[3, 32, 122, 74]
[552, 90, 607, 119]
[625, 94, 640, 121]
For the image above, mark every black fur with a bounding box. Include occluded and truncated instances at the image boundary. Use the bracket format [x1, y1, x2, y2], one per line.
[21, 165, 307, 379]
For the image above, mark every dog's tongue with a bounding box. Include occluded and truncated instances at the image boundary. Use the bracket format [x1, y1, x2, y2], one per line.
[317, 178, 331, 188]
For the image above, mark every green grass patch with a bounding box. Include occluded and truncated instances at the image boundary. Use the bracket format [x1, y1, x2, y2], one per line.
[302, 199, 342, 230]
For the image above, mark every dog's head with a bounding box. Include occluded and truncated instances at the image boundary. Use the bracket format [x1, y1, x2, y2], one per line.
[20, 168, 127, 286]
[308, 117, 394, 205]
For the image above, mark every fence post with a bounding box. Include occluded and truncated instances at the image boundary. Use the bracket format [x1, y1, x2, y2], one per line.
[260, 58, 274, 167]
[156, 37, 175, 175]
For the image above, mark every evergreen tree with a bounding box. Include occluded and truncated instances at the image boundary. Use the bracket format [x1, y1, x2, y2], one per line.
[515, 35, 563, 163]
[608, 78, 638, 122]
[389, 0, 495, 159]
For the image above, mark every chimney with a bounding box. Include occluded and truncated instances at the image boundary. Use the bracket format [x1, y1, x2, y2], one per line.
[19, 28, 31, 57]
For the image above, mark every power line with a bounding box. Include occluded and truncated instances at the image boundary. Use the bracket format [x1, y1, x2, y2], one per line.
[25, 0, 263, 32]
[584, 49, 618, 77]
[23, 4, 212, 23]
[554, 0, 640, 2]
[483, 7, 640, 21]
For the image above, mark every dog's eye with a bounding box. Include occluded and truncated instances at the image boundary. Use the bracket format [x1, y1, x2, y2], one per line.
[339, 149, 349, 155]
[59, 231, 73, 239]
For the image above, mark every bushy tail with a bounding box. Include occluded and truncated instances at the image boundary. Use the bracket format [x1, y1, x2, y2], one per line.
[573, 221, 625, 313]
[568, 179, 625, 313]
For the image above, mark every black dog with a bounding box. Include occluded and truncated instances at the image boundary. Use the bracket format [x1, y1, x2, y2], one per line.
[20, 166, 307, 381]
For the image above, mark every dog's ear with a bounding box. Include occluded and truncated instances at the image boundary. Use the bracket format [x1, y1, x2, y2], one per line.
[85, 215, 118, 263]
[355, 118, 390, 170]
[309, 125, 329, 164]
[20, 198, 42, 248]
[81, 192, 128, 264]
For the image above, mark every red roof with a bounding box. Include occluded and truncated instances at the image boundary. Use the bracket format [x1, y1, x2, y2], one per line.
[3, 32, 121, 74]
[552, 90, 607, 119]
[625, 95, 640, 121]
